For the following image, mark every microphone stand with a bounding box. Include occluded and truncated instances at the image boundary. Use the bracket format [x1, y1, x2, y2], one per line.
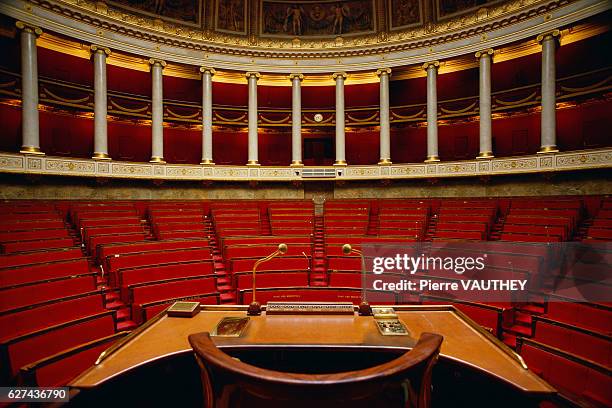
[248, 243, 288, 316]
[342, 244, 372, 316]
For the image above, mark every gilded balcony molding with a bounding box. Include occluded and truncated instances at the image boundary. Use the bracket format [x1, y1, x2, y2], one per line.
[0, 0, 609, 75]
[0, 149, 609, 182]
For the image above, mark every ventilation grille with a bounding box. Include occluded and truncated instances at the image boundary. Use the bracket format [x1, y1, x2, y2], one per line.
[301, 168, 336, 178]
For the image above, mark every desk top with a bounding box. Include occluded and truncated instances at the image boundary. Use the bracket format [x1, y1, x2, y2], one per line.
[70, 304, 554, 395]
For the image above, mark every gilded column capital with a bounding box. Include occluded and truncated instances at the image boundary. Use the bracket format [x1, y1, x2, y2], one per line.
[15, 21, 42, 36]
[148, 58, 167, 70]
[90, 45, 111, 57]
[332, 72, 347, 80]
[376, 68, 392, 77]
[289, 73, 304, 81]
[245, 71, 261, 80]
[199, 67, 216, 76]
[422, 61, 440, 71]
[475, 49, 494, 59]
[536, 29, 561, 44]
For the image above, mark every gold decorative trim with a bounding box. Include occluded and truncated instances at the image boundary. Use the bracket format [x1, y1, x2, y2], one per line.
[476, 151, 494, 159]
[199, 67, 216, 76]
[246, 160, 260, 166]
[92, 152, 111, 160]
[288, 73, 304, 82]
[20, 146, 45, 155]
[334, 160, 348, 166]
[422, 61, 441, 71]
[332, 72, 348, 80]
[148, 59, 167, 69]
[538, 145, 560, 154]
[290, 160, 304, 166]
[150, 156, 166, 163]
[245, 72, 262, 80]
[90, 44, 111, 57]
[200, 159, 215, 165]
[378, 158, 392, 165]
[425, 155, 440, 162]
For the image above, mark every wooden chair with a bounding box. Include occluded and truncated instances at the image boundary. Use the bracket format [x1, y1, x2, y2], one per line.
[188, 331, 443, 408]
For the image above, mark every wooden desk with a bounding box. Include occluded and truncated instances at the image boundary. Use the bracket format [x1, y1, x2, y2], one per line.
[71, 304, 554, 400]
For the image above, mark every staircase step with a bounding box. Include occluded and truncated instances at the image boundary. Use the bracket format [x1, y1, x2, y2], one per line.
[117, 320, 138, 331]
[116, 307, 131, 322]
[106, 300, 124, 310]
[220, 292, 236, 303]
[520, 304, 545, 314]
[217, 284, 233, 292]
[506, 324, 532, 336]
[105, 292, 120, 302]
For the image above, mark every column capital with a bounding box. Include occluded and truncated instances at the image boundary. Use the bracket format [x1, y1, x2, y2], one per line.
[90, 45, 111, 57]
[376, 68, 392, 77]
[245, 71, 261, 80]
[422, 61, 440, 71]
[536, 29, 561, 44]
[199, 67, 216, 76]
[15, 21, 42, 36]
[332, 72, 347, 80]
[148, 58, 167, 70]
[475, 49, 494, 59]
[289, 73, 304, 82]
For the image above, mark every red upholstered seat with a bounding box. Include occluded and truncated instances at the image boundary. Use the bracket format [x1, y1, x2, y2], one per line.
[0, 229, 69, 243]
[229, 256, 309, 274]
[129, 276, 218, 308]
[0, 258, 90, 288]
[2, 311, 116, 377]
[2, 238, 76, 254]
[0, 275, 97, 313]
[0, 248, 83, 269]
[0, 292, 106, 343]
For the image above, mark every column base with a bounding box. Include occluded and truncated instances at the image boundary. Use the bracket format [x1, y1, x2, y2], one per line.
[200, 159, 215, 165]
[537, 146, 559, 154]
[290, 161, 304, 167]
[378, 158, 392, 165]
[476, 151, 494, 159]
[20, 146, 44, 155]
[424, 155, 440, 163]
[92, 152, 111, 160]
[246, 160, 260, 166]
[150, 156, 166, 164]
[333, 160, 347, 166]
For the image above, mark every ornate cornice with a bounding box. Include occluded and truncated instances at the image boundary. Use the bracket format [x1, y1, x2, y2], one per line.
[0, 149, 609, 182]
[0, 0, 608, 75]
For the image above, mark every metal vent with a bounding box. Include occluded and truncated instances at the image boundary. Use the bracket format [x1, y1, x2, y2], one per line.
[301, 168, 336, 178]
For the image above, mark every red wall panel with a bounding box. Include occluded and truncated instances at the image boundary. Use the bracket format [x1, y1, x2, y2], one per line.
[0, 36, 20, 72]
[108, 121, 152, 162]
[345, 83, 379, 108]
[38, 48, 93, 86]
[492, 53, 540, 93]
[258, 86, 291, 108]
[303, 86, 335, 109]
[39, 111, 93, 158]
[390, 76, 426, 106]
[259, 132, 291, 165]
[107, 65, 151, 97]
[492, 113, 541, 156]
[212, 130, 247, 165]
[438, 68, 479, 100]
[438, 121, 479, 161]
[390, 126, 427, 163]
[164, 127, 201, 164]
[212, 82, 247, 106]
[346, 131, 379, 165]
[163, 76, 200, 103]
[0, 104, 21, 153]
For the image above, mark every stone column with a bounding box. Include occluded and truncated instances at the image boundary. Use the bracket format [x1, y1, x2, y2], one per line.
[16, 21, 43, 155]
[289, 73, 304, 166]
[333, 72, 347, 166]
[200, 67, 215, 165]
[377, 68, 392, 165]
[149, 59, 166, 163]
[246, 72, 261, 165]
[91, 45, 111, 160]
[423, 61, 440, 162]
[538, 31, 560, 153]
[476, 49, 494, 159]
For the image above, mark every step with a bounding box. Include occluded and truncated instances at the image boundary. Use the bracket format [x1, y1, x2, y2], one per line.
[106, 300, 124, 310]
[117, 320, 138, 332]
[116, 307, 131, 322]
[506, 324, 532, 337]
[514, 312, 532, 325]
[105, 292, 120, 302]
[217, 277, 231, 285]
[520, 304, 545, 314]
[220, 292, 236, 303]
[217, 284, 233, 292]
[310, 281, 328, 287]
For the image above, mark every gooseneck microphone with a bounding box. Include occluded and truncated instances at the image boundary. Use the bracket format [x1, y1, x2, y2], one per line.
[247, 243, 288, 316]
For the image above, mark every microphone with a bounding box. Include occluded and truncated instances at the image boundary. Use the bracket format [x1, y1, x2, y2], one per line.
[341, 243, 372, 316]
[247, 243, 288, 316]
